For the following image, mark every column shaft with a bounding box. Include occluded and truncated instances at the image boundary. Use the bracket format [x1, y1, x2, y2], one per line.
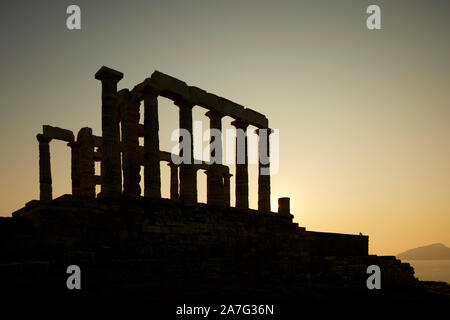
[69, 141, 81, 196]
[177, 101, 196, 203]
[232, 120, 249, 209]
[223, 173, 232, 207]
[120, 91, 141, 196]
[258, 128, 271, 212]
[143, 88, 161, 198]
[169, 163, 179, 200]
[205, 110, 224, 206]
[78, 128, 95, 197]
[37, 134, 52, 201]
[95, 67, 123, 197]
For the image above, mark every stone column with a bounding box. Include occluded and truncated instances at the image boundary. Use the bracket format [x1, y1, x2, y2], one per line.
[142, 86, 161, 198]
[278, 197, 290, 214]
[78, 127, 95, 198]
[231, 120, 249, 209]
[120, 90, 141, 196]
[37, 134, 52, 201]
[176, 100, 196, 203]
[68, 141, 81, 196]
[205, 110, 224, 206]
[168, 162, 179, 200]
[95, 66, 123, 198]
[223, 172, 232, 207]
[257, 128, 272, 212]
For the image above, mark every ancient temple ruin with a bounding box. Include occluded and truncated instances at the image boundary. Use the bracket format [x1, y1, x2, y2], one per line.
[1, 66, 424, 301]
[37, 66, 278, 212]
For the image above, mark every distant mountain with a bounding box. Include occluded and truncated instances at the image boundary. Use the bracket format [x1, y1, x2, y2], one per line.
[397, 243, 450, 260]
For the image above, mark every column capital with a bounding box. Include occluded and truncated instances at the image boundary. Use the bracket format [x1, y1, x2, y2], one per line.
[36, 134, 51, 144]
[255, 127, 274, 136]
[174, 99, 194, 109]
[141, 84, 159, 96]
[203, 165, 222, 173]
[205, 110, 224, 120]
[94, 66, 123, 83]
[231, 119, 249, 129]
[222, 172, 233, 178]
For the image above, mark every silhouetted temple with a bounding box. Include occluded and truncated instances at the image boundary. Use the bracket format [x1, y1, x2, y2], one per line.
[0, 66, 427, 301]
[36, 66, 273, 211]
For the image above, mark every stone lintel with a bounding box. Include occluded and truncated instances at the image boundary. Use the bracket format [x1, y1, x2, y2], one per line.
[42, 125, 74, 143]
[130, 79, 150, 101]
[244, 109, 268, 128]
[131, 71, 268, 127]
[148, 71, 190, 101]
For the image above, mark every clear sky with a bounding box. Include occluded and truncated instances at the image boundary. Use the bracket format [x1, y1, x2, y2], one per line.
[0, 0, 449, 255]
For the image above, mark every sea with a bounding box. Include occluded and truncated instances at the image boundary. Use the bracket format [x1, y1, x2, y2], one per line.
[402, 259, 450, 283]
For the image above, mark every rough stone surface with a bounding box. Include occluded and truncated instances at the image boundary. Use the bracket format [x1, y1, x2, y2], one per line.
[43, 125, 74, 142]
[0, 195, 426, 301]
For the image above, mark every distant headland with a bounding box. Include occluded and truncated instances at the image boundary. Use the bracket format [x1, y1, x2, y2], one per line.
[397, 243, 450, 260]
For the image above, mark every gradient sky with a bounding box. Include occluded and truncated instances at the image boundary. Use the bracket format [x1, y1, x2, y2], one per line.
[0, 0, 449, 255]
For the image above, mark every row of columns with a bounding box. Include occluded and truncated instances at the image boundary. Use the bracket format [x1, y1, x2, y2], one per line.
[37, 126, 97, 201]
[37, 66, 272, 212]
[167, 162, 232, 207]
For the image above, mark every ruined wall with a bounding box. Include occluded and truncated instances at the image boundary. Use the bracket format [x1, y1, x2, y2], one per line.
[0, 195, 420, 299]
[7, 195, 368, 258]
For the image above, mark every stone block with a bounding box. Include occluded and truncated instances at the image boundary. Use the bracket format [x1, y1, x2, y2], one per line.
[43, 125, 74, 142]
[188, 86, 207, 106]
[243, 109, 268, 128]
[219, 98, 245, 119]
[149, 71, 190, 101]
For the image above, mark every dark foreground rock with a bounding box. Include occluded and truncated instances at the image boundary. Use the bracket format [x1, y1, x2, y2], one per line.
[0, 195, 446, 304]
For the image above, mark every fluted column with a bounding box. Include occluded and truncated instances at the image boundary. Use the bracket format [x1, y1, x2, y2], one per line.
[223, 172, 232, 207]
[205, 110, 224, 206]
[168, 163, 179, 200]
[257, 128, 272, 212]
[120, 90, 141, 196]
[37, 134, 52, 201]
[68, 141, 81, 196]
[142, 87, 161, 199]
[176, 100, 196, 203]
[95, 66, 123, 198]
[231, 120, 249, 209]
[77, 127, 95, 198]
